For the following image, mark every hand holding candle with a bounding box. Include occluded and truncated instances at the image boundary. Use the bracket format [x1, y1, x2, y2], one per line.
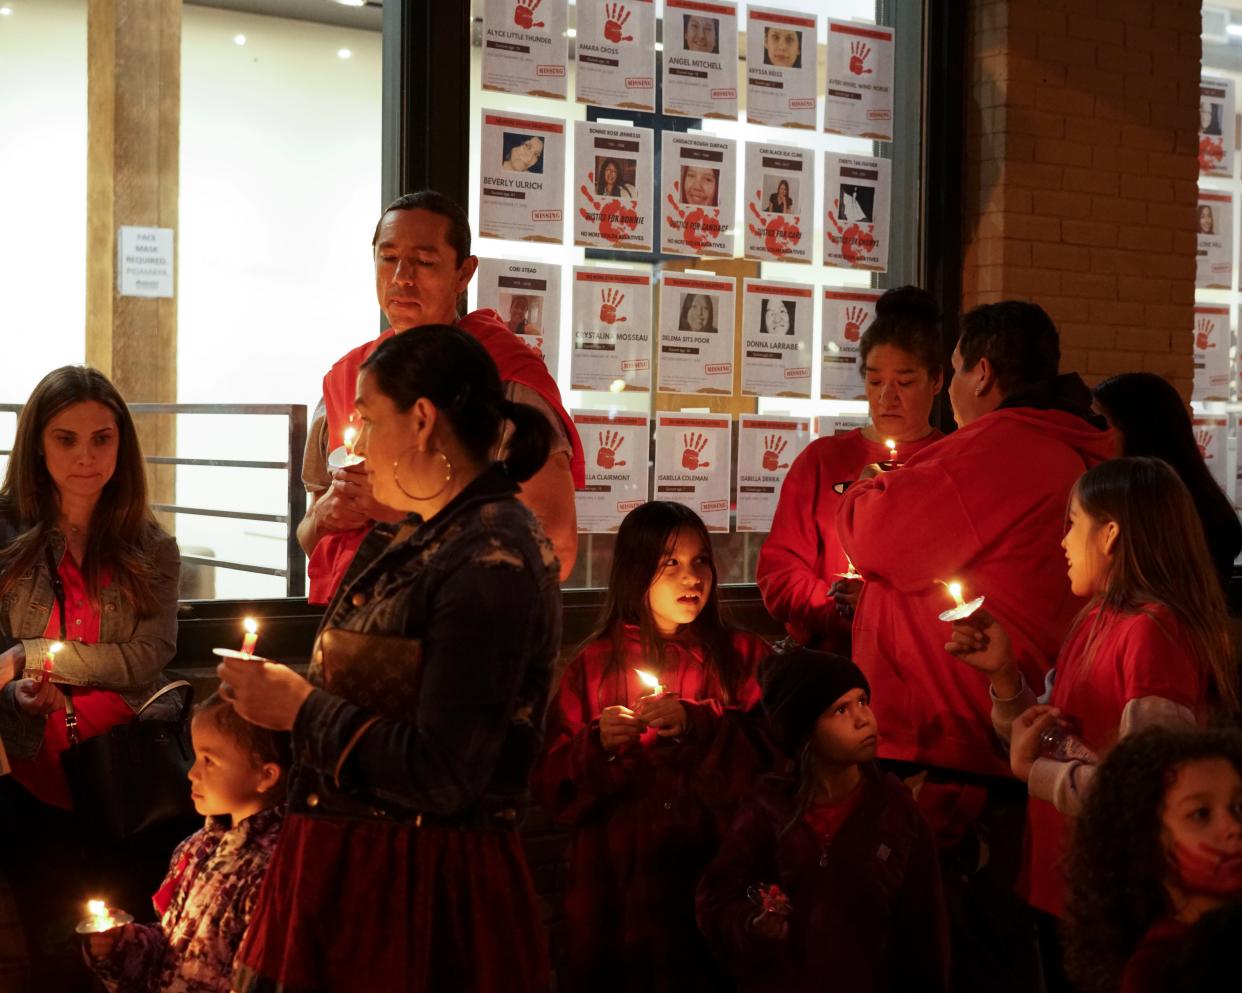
[212, 617, 266, 663]
[327, 423, 366, 470]
[42, 641, 63, 685]
[633, 668, 687, 737]
[937, 580, 985, 623]
[76, 898, 132, 936]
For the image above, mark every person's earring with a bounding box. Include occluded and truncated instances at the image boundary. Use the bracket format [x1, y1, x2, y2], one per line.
[392, 448, 454, 501]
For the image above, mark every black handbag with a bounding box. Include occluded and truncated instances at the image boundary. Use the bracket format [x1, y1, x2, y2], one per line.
[45, 546, 198, 840]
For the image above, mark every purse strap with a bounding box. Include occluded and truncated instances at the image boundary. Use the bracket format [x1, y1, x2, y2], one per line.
[136, 679, 194, 723]
[43, 543, 80, 746]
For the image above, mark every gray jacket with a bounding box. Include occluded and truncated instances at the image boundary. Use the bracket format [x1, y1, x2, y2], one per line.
[0, 523, 181, 759]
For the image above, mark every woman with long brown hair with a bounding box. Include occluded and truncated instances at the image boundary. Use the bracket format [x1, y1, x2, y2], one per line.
[0, 365, 180, 991]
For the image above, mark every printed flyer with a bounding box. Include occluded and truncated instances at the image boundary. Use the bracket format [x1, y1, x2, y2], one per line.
[1194, 415, 1229, 493]
[574, 120, 655, 251]
[1200, 76, 1235, 177]
[1197, 190, 1232, 289]
[824, 19, 895, 140]
[662, 0, 739, 120]
[821, 287, 881, 400]
[736, 415, 812, 531]
[661, 132, 736, 258]
[1194, 304, 1231, 402]
[743, 141, 813, 263]
[574, 0, 657, 111]
[478, 112, 565, 243]
[570, 267, 653, 391]
[574, 410, 650, 532]
[745, 6, 817, 130]
[654, 412, 732, 531]
[823, 152, 891, 272]
[658, 272, 736, 395]
[818, 414, 869, 437]
[476, 258, 562, 372]
[740, 279, 813, 398]
[482, 0, 568, 99]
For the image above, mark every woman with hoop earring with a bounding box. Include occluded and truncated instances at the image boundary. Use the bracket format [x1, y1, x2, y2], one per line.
[218, 326, 560, 993]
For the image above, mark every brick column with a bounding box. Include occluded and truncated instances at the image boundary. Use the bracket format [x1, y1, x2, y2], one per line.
[962, 0, 1201, 398]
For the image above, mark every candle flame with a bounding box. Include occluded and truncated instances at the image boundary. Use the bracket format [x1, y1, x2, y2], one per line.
[343, 426, 358, 454]
[634, 669, 661, 691]
[885, 438, 897, 456]
[48, 641, 64, 657]
[948, 582, 965, 608]
[243, 617, 258, 636]
[87, 899, 107, 918]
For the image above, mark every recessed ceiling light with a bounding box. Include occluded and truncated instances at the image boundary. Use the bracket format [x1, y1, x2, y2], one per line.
[335, 1, 367, 7]
[233, 34, 246, 46]
[0, 7, 14, 16]
[337, 48, 352, 59]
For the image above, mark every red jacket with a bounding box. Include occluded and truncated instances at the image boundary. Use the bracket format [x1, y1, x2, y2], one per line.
[757, 428, 944, 650]
[307, 309, 585, 604]
[532, 626, 773, 993]
[838, 395, 1113, 777]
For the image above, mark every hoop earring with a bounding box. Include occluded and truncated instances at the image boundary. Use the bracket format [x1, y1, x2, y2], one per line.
[392, 448, 454, 501]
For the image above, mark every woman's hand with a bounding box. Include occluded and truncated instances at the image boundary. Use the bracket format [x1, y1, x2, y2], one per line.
[84, 923, 129, 961]
[829, 577, 863, 618]
[1009, 704, 1061, 782]
[747, 910, 789, 942]
[599, 705, 643, 752]
[13, 678, 65, 716]
[856, 463, 884, 482]
[944, 610, 1021, 698]
[635, 694, 688, 738]
[217, 659, 314, 732]
[0, 644, 25, 691]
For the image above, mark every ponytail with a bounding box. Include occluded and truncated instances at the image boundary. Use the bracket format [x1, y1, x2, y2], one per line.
[498, 399, 553, 484]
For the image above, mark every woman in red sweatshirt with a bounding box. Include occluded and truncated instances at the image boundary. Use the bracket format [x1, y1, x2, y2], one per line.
[533, 502, 772, 993]
[947, 457, 1240, 985]
[756, 286, 945, 652]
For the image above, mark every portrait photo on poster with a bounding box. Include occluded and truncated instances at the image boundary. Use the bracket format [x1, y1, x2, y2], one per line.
[679, 292, 719, 333]
[501, 132, 547, 173]
[594, 156, 638, 198]
[759, 298, 795, 335]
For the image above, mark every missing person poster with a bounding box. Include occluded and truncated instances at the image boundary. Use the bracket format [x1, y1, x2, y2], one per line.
[479, 112, 565, 243]
[745, 6, 817, 130]
[740, 279, 813, 398]
[1194, 415, 1229, 493]
[662, 0, 739, 120]
[1194, 304, 1231, 402]
[821, 287, 881, 400]
[482, 0, 568, 99]
[658, 272, 736, 395]
[1200, 76, 1235, 177]
[654, 412, 732, 531]
[824, 19, 895, 140]
[574, 0, 657, 111]
[574, 410, 650, 532]
[574, 121, 654, 251]
[1197, 190, 1232, 289]
[737, 415, 811, 532]
[661, 132, 736, 258]
[571, 267, 653, 391]
[744, 141, 812, 263]
[824, 153, 891, 272]
[476, 258, 561, 373]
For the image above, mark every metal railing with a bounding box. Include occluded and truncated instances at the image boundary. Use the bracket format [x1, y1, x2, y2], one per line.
[0, 402, 308, 598]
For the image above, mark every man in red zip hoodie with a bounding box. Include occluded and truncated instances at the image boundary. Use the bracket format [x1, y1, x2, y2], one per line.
[298, 191, 585, 604]
[837, 300, 1114, 993]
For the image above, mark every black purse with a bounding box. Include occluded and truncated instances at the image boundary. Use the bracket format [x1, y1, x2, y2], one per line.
[45, 546, 197, 840]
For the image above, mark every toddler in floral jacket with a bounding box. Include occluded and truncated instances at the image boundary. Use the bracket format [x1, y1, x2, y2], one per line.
[86, 693, 289, 993]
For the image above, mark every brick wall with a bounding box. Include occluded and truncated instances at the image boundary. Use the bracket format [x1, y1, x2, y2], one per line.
[962, 0, 1202, 398]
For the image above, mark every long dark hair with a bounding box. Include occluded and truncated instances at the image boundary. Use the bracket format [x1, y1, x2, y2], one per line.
[360, 325, 551, 483]
[858, 285, 945, 381]
[0, 366, 163, 615]
[1064, 727, 1242, 993]
[585, 502, 746, 708]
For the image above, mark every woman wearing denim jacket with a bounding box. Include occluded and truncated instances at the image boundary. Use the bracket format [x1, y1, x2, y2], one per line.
[0, 365, 181, 992]
[220, 326, 560, 993]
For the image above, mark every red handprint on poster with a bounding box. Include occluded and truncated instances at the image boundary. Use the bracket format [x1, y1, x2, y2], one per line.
[596, 431, 628, 469]
[746, 190, 802, 260]
[843, 305, 868, 342]
[513, 0, 544, 30]
[761, 435, 789, 472]
[849, 41, 872, 76]
[1200, 135, 1225, 174]
[599, 288, 628, 324]
[603, 3, 633, 43]
[666, 181, 723, 254]
[826, 198, 877, 267]
[1196, 429, 1213, 458]
[580, 172, 641, 245]
[681, 433, 711, 471]
[1196, 317, 1217, 350]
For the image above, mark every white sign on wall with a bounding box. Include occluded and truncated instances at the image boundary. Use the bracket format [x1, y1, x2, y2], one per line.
[574, 410, 651, 532]
[654, 412, 732, 531]
[736, 414, 812, 532]
[118, 226, 174, 298]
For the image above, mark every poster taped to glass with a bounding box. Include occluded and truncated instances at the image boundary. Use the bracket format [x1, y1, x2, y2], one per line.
[821, 287, 881, 400]
[657, 272, 736, 395]
[478, 112, 565, 243]
[737, 415, 812, 532]
[661, 132, 736, 258]
[476, 258, 561, 374]
[574, 121, 654, 251]
[745, 6, 817, 130]
[824, 19, 894, 140]
[662, 0, 739, 120]
[1199, 76, 1235, 177]
[1196, 190, 1232, 289]
[571, 267, 653, 392]
[744, 141, 812, 263]
[482, 0, 568, 99]
[740, 280, 813, 398]
[574, 411, 651, 533]
[575, 0, 657, 111]
[1193, 305, 1230, 402]
[823, 153, 891, 272]
[654, 413, 732, 532]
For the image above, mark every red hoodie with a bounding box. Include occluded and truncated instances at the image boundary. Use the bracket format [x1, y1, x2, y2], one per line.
[307, 309, 585, 604]
[757, 428, 944, 650]
[837, 403, 1113, 778]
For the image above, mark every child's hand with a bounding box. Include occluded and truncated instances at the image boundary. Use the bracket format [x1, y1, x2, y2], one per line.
[944, 610, 1020, 696]
[635, 695, 687, 737]
[748, 909, 790, 942]
[1009, 704, 1062, 782]
[829, 577, 863, 617]
[84, 923, 128, 961]
[599, 705, 643, 752]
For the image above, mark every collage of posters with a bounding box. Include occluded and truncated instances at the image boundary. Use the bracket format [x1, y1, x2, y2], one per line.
[476, 258, 562, 372]
[824, 19, 895, 140]
[661, 133, 737, 257]
[479, 112, 565, 243]
[740, 279, 814, 398]
[662, 0, 739, 120]
[574, 410, 651, 532]
[574, 0, 657, 111]
[573, 120, 655, 251]
[745, 6, 817, 129]
[1193, 304, 1231, 403]
[570, 267, 653, 391]
[654, 412, 733, 531]
[744, 141, 813, 263]
[736, 415, 812, 531]
[1197, 189, 1233, 289]
[657, 272, 736, 394]
[821, 287, 881, 400]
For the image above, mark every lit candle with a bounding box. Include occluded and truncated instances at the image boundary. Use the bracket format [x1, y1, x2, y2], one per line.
[42, 641, 63, 684]
[240, 617, 258, 658]
[836, 557, 862, 581]
[343, 425, 358, 458]
[634, 668, 665, 699]
[948, 582, 965, 609]
[885, 438, 898, 461]
[937, 579, 986, 622]
[74, 898, 132, 935]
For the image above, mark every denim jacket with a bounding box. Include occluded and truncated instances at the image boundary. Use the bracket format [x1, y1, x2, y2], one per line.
[290, 463, 561, 827]
[0, 522, 181, 758]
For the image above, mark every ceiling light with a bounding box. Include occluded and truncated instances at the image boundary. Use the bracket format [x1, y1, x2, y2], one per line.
[0, 7, 14, 15]
[335, 1, 368, 7]
[337, 48, 352, 59]
[233, 34, 246, 45]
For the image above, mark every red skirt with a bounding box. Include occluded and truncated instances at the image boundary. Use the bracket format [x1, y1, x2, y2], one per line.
[233, 812, 550, 993]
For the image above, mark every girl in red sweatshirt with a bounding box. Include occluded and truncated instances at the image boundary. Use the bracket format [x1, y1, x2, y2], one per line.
[533, 501, 772, 993]
[757, 286, 945, 652]
[947, 457, 1240, 923]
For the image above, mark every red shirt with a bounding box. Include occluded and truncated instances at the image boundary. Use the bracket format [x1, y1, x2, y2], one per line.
[803, 779, 866, 844]
[757, 428, 943, 649]
[1120, 917, 1190, 993]
[1024, 604, 1205, 916]
[10, 555, 133, 809]
[838, 407, 1113, 777]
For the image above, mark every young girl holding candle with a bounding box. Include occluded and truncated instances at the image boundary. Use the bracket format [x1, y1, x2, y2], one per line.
[533, 501, 772, 993]
[85, 695, 289, 993]
[946, 457, 1240, 929]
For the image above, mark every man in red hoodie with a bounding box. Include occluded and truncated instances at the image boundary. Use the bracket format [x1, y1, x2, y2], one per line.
[837, 300, 1113, 993]
[298, 191, 584, 604]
